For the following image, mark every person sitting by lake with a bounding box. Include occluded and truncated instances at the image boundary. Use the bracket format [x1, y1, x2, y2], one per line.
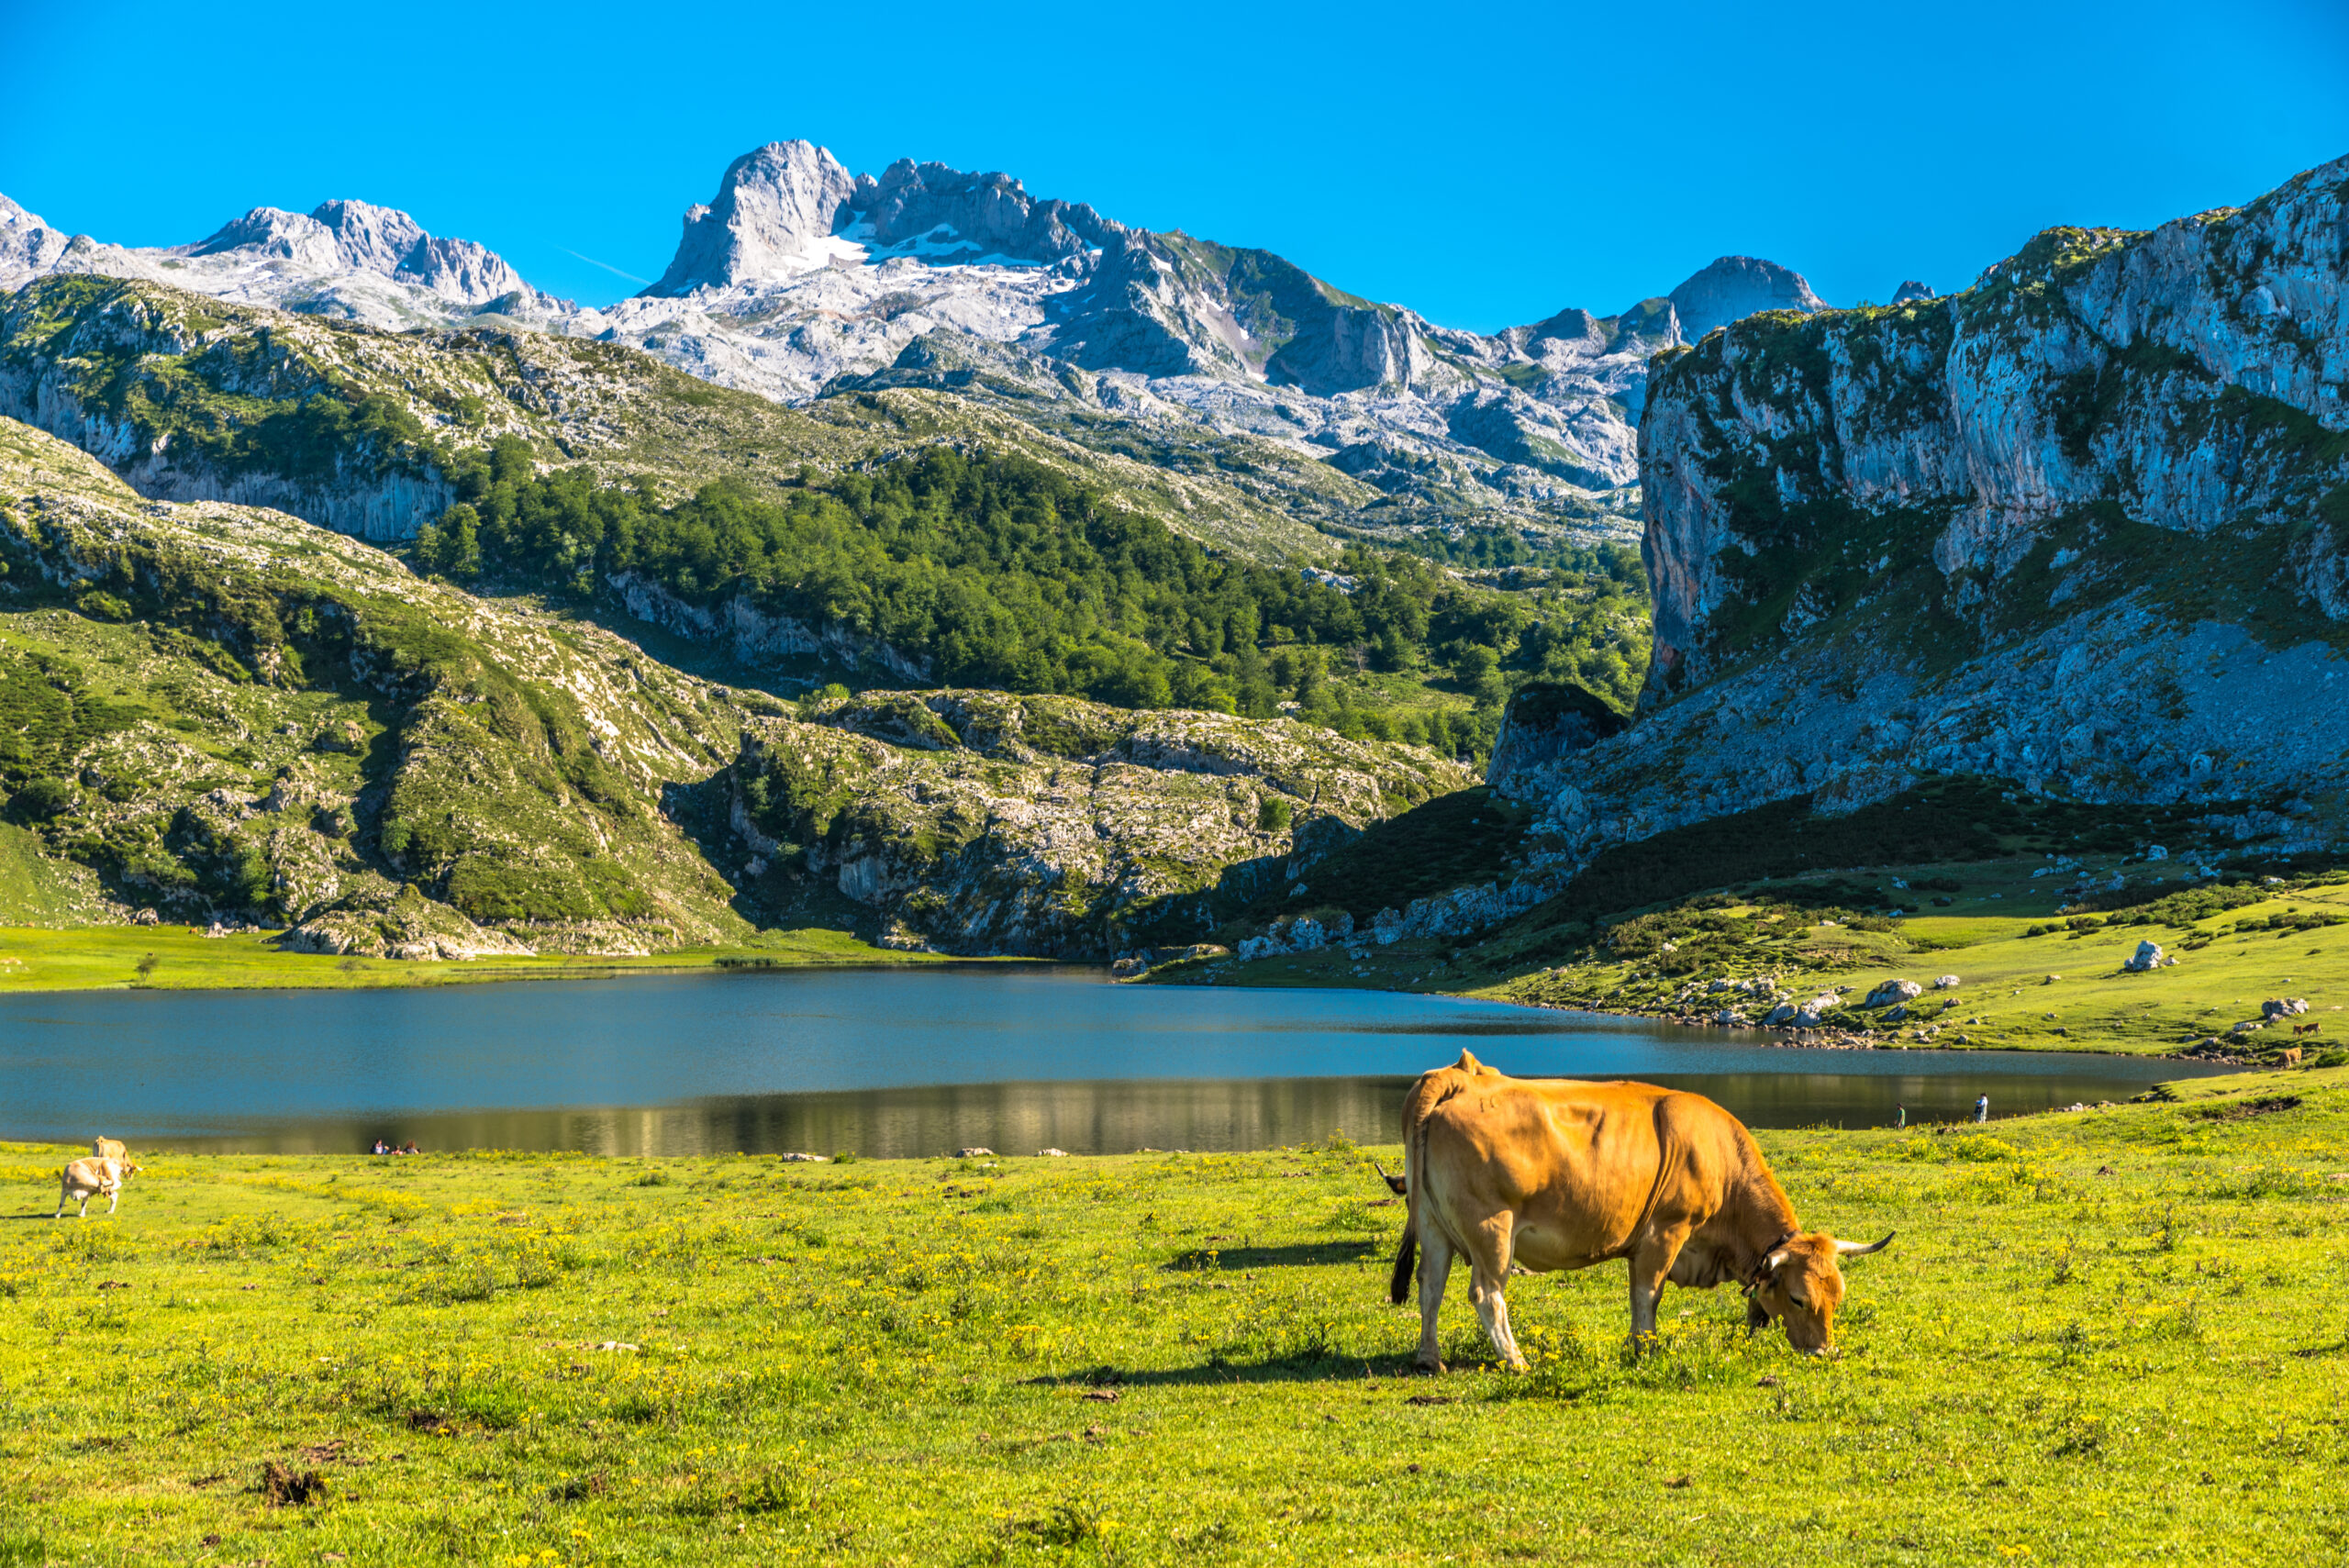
[398, 1141, 420, 1155]
[372, 1138, 391, 1155]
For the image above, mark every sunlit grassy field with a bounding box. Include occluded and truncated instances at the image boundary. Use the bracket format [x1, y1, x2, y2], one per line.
[6, 1066, 2348, 1565]
[0, 924, 957, 994]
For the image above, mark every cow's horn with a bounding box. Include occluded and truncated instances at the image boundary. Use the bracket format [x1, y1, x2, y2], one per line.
[1834, 1232, 1895, 1257]
[1763, 1248, 1793, 1274]
[1371, 1159, 1408, 1196]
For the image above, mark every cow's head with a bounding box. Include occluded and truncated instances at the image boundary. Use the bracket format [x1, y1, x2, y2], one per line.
[1748, 1233, 1892, 1354]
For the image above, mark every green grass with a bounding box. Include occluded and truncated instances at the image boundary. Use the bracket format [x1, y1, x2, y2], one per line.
[0, 924, 963, 993]
[6, 1069, 2349, 1562]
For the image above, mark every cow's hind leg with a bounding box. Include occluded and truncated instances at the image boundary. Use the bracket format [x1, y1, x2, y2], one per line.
[1414, 1224, 1454, 1373]
[1463, 1215, 1526, 1372]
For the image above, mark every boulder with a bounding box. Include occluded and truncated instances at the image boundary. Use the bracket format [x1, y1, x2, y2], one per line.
[2122, 941, 2164, 973]
[954, 1147, 996, 1160]
[2263, 997, 2310, 1018]
[1714, 1007, 1747, 1026]
[1933, 974, 1961, 989]
[1863, 978, 1924, 1008]
[1762, 1003, 1798, 1027]
[1038, 1148, 1068, 1157]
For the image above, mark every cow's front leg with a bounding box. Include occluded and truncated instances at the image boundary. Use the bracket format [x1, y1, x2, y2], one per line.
[106, 1188, 119, 1215]
[1414, 1224, 1454, 1373]
[1626, 1229, 1687, 1352]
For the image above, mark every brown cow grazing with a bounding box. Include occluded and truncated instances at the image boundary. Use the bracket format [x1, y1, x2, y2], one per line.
[55, 1156, 142, 1219]
[93, 1137, 128, 1162]
[1383, 1052, 1891, 1369]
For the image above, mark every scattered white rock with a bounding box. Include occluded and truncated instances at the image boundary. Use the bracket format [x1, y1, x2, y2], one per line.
[2123, 941, 2165, 973]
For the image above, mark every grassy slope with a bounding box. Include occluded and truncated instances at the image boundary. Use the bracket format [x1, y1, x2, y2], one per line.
[0, 925, 955, 992]
[1200, 858, 2349, 1055]
[6, 1071, 2348, 1563]
[1170, 773, 2347, 1057]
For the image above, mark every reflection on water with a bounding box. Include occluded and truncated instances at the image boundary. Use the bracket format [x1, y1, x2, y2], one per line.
[0, 968, 2210, 1156]
[150, 1068, 2183, 1159]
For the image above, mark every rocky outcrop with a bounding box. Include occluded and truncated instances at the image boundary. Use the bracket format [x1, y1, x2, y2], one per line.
[729, 689, 1470, 958]
[1666, 257, 1826, 339]
[1483, 682, 1628, 788]
[607, 573, 933, 684]
[1492, 153, 2349, 873]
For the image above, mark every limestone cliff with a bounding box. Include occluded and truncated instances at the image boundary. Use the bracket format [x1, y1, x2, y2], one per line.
[1492, 152, 2349, 872]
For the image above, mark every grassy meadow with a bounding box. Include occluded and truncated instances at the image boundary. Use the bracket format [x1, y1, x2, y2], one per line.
[6, 1067, 2349, 1565]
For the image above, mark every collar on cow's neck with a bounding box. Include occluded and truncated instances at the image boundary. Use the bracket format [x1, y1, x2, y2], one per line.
[1744, 1230, 1799, 1293]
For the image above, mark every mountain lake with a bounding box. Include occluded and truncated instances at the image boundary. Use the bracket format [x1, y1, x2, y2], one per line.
[2, 968, 2218, 1157]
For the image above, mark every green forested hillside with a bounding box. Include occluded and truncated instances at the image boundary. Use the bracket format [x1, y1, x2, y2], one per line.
[416, 442, 1650, 756]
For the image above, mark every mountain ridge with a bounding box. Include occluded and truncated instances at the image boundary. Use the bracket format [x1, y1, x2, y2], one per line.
[0, 142, 1839, 547]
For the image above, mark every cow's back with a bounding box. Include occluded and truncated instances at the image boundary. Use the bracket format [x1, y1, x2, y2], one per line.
[1420, 1080, 1753, 1269]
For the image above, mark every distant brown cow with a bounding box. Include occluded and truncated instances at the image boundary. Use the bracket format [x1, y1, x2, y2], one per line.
[1380, 1051, 1890, 1368]
[2280, 1048, 2304, 1066]
[93, 1137, 128, 1162]
[56, 1157, 141, 1219]
[2294, 1023, 2322, 1037]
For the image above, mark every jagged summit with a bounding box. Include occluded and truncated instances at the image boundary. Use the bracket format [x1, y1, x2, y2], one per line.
[643, 140, 1127, 295]
[648, 140, 860, 295]
[185, 198, 531, 306]
[1665, 255, 1828, 339]
[1890, 279, 1935, 304]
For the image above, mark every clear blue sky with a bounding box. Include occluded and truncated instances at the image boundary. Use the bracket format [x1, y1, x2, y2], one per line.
[6, 0, 2344, 333]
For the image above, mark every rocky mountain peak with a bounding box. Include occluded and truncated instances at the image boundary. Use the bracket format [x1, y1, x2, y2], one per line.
[1665, 255, 1827, 339]
[1890, 279, 1935, 304]
[185, 198, 529, 306]
[852, 159, 1121, 264]
[0, 192, 70, 284]
[646, 139, 858, 295]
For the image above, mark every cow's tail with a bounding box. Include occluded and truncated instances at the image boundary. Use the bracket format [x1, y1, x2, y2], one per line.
[1386, 1051, 1484, 1306]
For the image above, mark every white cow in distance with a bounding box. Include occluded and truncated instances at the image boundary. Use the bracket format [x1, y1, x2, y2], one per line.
[56, 1157, 141, 1219]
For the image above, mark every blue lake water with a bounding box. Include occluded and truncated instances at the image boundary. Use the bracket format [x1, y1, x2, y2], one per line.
[0, 968, 2211, 1156]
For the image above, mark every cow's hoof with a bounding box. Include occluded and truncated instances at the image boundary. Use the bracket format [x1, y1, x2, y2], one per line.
[1414, 1355, 1447, 1374]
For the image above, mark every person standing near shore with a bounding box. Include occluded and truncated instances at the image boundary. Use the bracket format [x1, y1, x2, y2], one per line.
[1895, 1104, 1906, 1128]
[1974, 1094, 1989, 1124]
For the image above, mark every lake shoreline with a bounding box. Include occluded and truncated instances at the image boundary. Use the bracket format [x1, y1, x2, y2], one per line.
[0, 922, 1053, 994]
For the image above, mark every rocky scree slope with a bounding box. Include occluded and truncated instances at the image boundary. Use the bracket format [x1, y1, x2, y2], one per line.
[1490, 152, 2349, 879]
[729, 688, 1470, 958]
[0, 417, 1458, 958]
[4, 146, 1842, 550]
